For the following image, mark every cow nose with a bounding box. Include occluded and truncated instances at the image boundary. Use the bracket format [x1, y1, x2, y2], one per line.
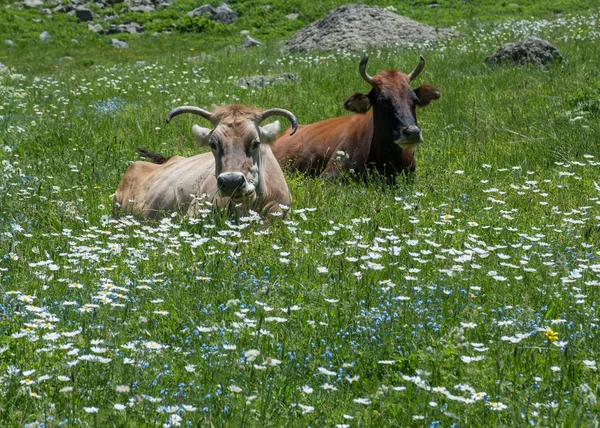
[217, 172, 246, 195]
[402, 126, 422, 143]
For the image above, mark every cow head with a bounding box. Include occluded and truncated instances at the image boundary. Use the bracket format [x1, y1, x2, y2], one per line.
[343, 55, 441, 149]
[166, 105, 297, 204]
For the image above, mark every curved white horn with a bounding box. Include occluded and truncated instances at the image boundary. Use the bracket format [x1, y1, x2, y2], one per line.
[408, 56, 426, 82]
[359, 54, 374, 86]
[166, 106, 213, 123]
[261, 108, 298, 136]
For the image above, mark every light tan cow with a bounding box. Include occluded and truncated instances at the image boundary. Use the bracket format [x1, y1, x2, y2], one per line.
[113, 104, 298, 220]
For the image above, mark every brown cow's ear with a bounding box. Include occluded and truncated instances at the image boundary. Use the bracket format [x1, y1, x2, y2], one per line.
[344, 93, 372, 114]
[414, 84, 441, 107]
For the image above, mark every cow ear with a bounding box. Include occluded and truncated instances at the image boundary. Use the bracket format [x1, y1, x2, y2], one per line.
[259, 120, 281, 144]
[344, 93, 372, 113]
[414, 84, 441, 107]
[192, 125, 211, 147]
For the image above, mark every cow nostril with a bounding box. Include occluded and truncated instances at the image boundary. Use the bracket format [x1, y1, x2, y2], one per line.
[402, 126, 422, 141]
[217, 173, 246, 194]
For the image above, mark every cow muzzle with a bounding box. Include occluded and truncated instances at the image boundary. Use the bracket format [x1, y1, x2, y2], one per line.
[395, 126, 423, 148]
[217, 172, 256, 204]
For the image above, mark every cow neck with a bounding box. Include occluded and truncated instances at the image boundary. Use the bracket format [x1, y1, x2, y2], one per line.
[368, 106, 410, 174]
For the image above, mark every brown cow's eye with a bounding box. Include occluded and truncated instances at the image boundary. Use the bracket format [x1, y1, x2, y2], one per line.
[251, 140, 261, 150]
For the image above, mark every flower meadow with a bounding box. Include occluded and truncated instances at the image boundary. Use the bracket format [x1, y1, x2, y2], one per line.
[1, 7, 600, 428]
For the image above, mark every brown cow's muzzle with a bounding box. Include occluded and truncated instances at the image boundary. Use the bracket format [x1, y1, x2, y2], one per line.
[217, 172, 256, 204]
[395, 126, 423, 148]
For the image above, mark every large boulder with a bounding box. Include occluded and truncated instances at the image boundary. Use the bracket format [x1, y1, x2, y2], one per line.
[284, 4, 456, 53]
[484, 37, 563, 67]
[187, 3, 238, 24]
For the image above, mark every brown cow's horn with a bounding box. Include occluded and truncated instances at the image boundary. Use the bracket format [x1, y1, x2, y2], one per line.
[359, 54, 374, 86]
[165, 106, 213, 124]
[261, 108, 298, 136]
[408, 56, 426, 82]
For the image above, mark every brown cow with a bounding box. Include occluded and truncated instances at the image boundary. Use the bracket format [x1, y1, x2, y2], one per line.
[273, 55, 441, 179]
[113, 104, 298, 220]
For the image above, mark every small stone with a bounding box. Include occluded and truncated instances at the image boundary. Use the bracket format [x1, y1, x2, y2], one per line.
[187, 2, 238, 24]
[4, 40, 13, 47]
[235, 73, 300, 89]
[135, 61, 146, 66]
[24, 0, 44, 7]
[0, 62, 7, 73]
[241, 35, 261, 48]
[39, 31, 51, 41]
[75, 7, 94, 21]
[286, 13, 298, 20]
[240, 30, 249, 35]
[88, 23, 103, 33]
[130, 5, 154, 12]
[427, 3, 439, 8]
[111, 38, 128, 49]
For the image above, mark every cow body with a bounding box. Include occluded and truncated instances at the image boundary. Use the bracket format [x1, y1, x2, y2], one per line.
[273, 55, 440, 180]
[114, 104, 297, 220]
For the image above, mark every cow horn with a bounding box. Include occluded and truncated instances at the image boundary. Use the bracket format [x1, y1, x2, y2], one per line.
[359, 54, 374, 86]
[408, 56, 426, 82]
[260, 108, 298, 136]
[165, 106, 213, 124]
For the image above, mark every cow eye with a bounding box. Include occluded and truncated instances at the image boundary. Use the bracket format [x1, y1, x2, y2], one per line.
[208, 141, 218, 150]
[251, 140, 261, 150]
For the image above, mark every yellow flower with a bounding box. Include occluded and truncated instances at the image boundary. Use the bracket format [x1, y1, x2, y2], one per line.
[545, 328, 559, 342]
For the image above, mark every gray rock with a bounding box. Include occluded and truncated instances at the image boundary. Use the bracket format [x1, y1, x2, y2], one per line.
[32, 18, 42, 23]
[41, 8, 52, 15]
[135, 61, 146, 66]
[111, 38, 128, 49]
[88, 23, 103, 33]
[187, 2, 238, 24]
[484, 37, 563, 67]
[0, 62, 7, 73]
[286, 13, 299, 20]
[24, 0, 44, 7]
[235, 73, 300, 89]
[241, 35, 261, 48]
[284, 4, 456, 53]
[75, 6, 94, 21]
[130, 5, 154, 12]
[240, 30, 250, 35]
[53, 4, 74, 13]
[104, 22, 144, 34]
[39, 31, 51, 41]
[4, 40, 13, 47]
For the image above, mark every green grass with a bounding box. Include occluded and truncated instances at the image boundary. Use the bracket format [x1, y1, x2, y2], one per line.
[1, 1, 600, 427]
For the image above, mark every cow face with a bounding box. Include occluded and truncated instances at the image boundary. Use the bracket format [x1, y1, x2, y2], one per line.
[343, 55, 441, 149]
[166, 104, 297, 206]
[192, 120, 281, 204]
